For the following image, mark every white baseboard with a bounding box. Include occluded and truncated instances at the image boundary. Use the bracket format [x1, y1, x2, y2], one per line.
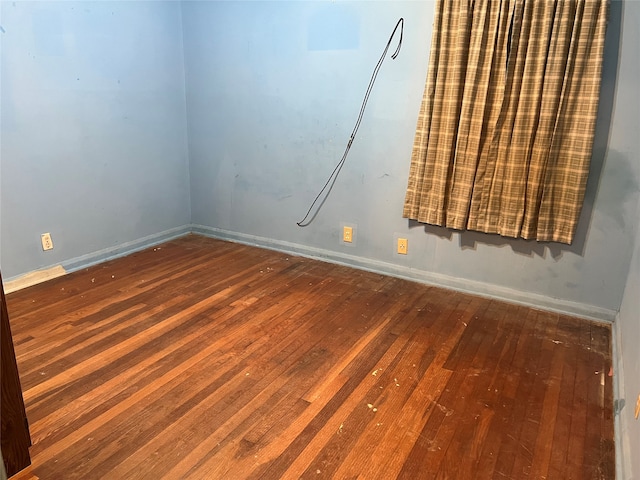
[3, 265, 68, 294]
[3, 225, 191, 293]
[612, 317, 631, 480]
[192, 224, 617, 323]
[61, 226, 192, 273]
[4, 223, 618, 323]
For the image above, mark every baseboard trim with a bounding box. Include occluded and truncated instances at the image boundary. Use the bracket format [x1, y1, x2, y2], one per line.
[192, 224, 617, 323]
[3, 265, 68, 294]
[3, 226, 191, 293]
[612, 317, 630, 480]
[62, 225, 192, 274]
[5, 223, 618, 323]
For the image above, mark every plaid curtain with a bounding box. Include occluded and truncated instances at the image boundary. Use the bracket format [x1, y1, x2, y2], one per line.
[403, 0, 608, 244]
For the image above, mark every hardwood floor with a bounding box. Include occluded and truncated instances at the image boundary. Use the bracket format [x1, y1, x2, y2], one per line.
[5, 234, 614, 479]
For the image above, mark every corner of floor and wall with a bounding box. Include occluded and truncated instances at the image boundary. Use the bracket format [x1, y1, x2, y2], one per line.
[1, 1, 639, 478]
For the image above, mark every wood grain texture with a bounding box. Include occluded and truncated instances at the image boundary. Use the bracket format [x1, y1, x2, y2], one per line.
[6, 235, 614, 479]
[1, 272, 32, 477]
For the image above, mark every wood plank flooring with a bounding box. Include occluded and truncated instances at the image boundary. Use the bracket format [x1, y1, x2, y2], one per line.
[5, 234, 614, 479]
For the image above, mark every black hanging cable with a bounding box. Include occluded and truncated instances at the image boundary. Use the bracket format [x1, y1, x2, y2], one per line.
[297, 17, 404, 227]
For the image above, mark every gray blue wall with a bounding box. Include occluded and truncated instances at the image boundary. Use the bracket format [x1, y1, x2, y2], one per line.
[1, 1, 638, 320]
[614, 5, 640, 477]
[182, 0, 639, 321]
[0, 1, 190, 279]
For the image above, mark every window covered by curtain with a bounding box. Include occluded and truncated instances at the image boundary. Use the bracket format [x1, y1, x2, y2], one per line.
[403, 0, 608, 244]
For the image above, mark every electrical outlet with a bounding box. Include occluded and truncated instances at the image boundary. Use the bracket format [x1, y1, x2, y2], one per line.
[397, 238, 408, 255]
[343, 226, 353, 243]
[41, 233, 54, 251]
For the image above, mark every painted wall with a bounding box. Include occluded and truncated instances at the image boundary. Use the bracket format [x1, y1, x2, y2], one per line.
[0, 1, 190, 279]
[615, 4, 640, 477]
[183, 0, 639, 318]
[1, 0, 637, 318]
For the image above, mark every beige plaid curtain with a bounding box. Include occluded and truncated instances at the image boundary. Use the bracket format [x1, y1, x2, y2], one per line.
[403, 0, 608, 244]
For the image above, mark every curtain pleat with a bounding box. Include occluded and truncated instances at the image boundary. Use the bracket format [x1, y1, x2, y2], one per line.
[403, 0, 608, 244]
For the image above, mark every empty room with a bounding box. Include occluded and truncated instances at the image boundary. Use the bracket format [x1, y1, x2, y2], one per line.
[1, 1, 638, 479]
